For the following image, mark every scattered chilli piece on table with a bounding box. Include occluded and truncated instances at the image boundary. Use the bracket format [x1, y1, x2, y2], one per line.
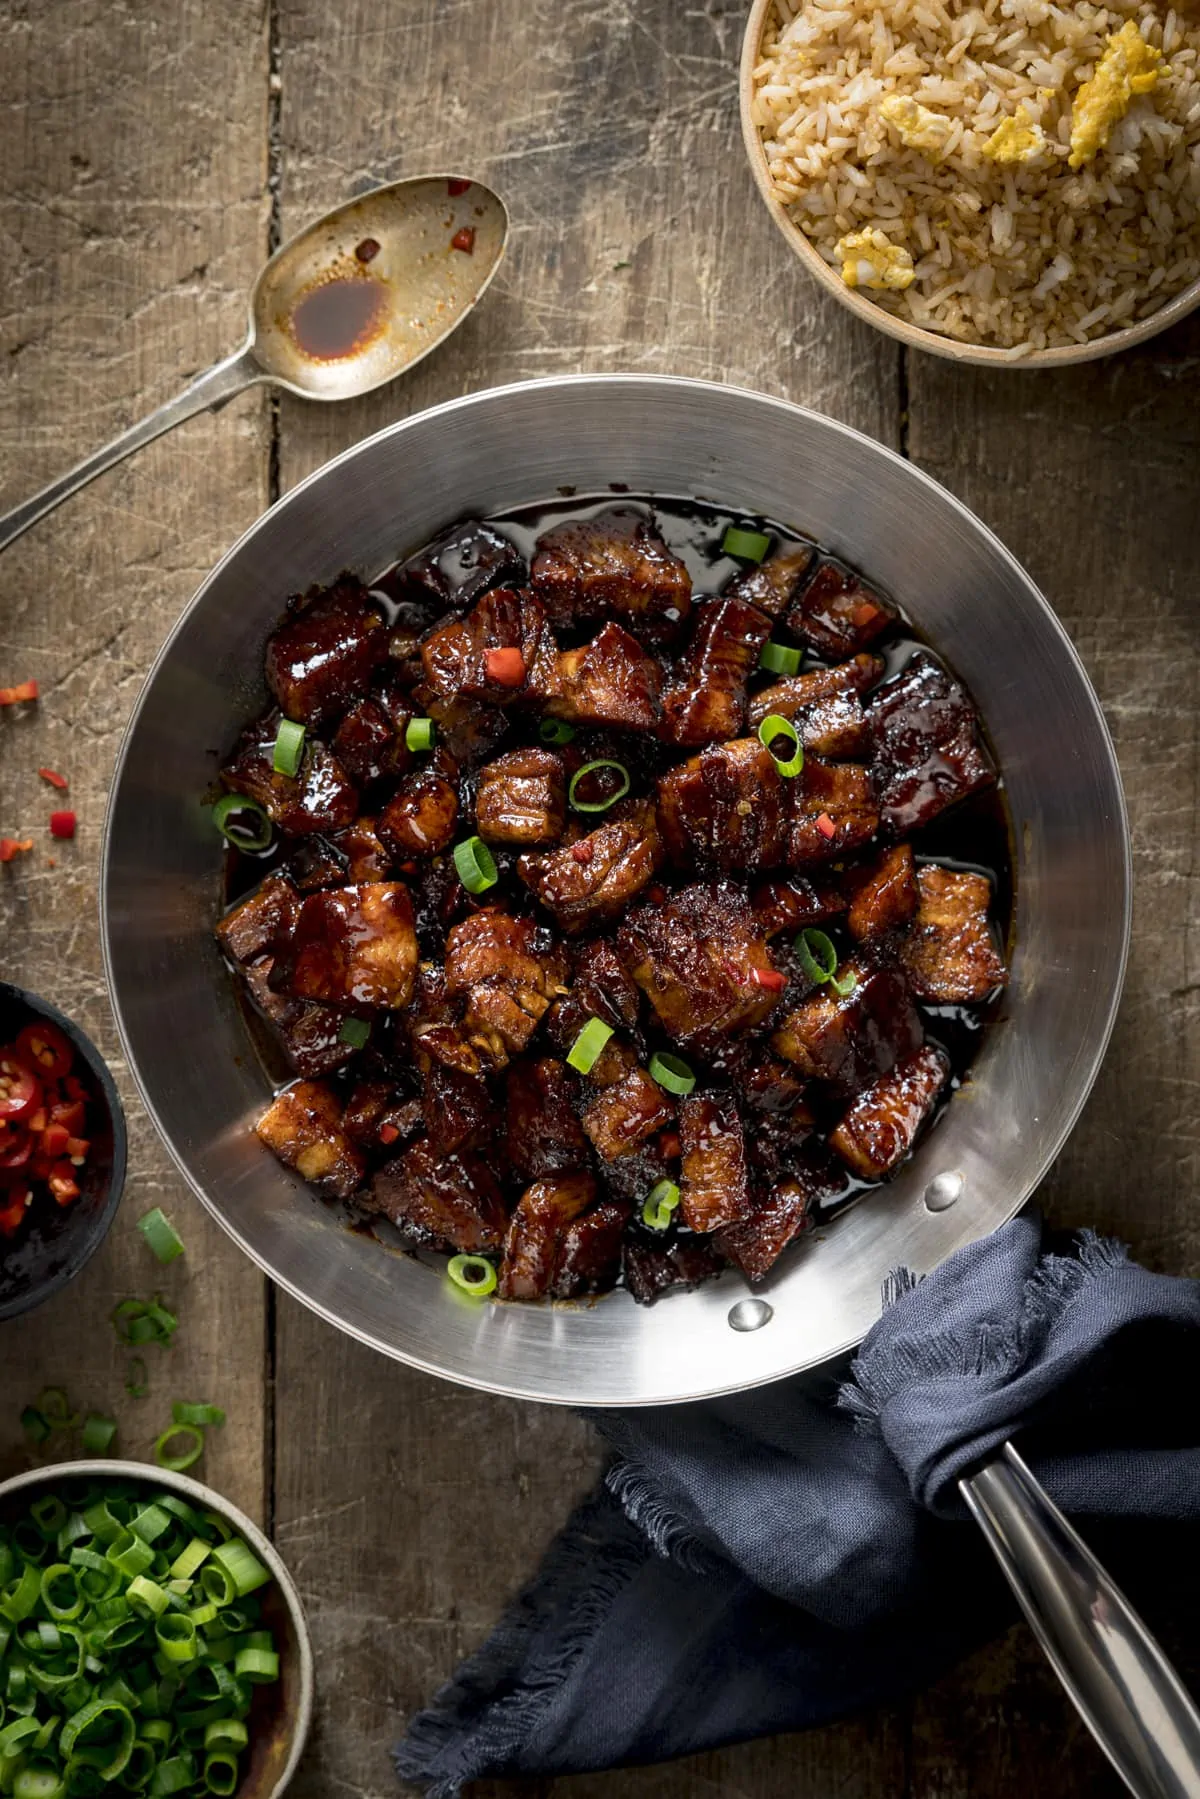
[0, 1020, 95, 1240]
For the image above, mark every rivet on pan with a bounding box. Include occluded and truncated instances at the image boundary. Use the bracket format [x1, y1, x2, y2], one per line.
[924, 1171, 964, 1212]
[728, 1298, 773, 1332]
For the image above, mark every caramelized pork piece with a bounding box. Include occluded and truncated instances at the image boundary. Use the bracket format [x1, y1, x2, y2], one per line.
[545, 623, 661, 731]
[622, 1234, 723, 1306]
[329, 816, 392, 883]
[867, 651, 996, 835]
[582, 1067, 673, 1161]
[386, 518, 525, 612]
[505, 1056, 590, 1179]
[550, 1201, 629, 1298]
[256, 1081, 365, 1199]
[476, 748, 566, 846]
[789, 758, 880, 866]
[377, 763, 459, 858]
[221, 713, 359, 837]
[332, 698, 409, 787]
[366, 1141, 507, 1252]
[659, 596, 772, 746]
[785, 561, 897, 660]
[543, 941, 644, 1085]
[715, 1156, 842, 1282]
[771, 960, 923, 1095]
[899, 866, 1006, 1002]
[215, 872, 298, 965]
[752, 874, 847, 939]
[748, 654, 882, 760]
[678, 1092, 752, 1232]
[744, 1107, 817, 1187]
[420, 587, 557, 705]
[273, 882, 418, 1010]
[406, 963, 485, 1078]
[420, 1062, 494, 1156]
[721, 1042, 810, 1116]
[520, 797, 663, 934]
[284, 835, 350, 893]
[618, 882, 781, 1053]
[657, 739, 787, 873]
[444, 909, 571, 1068]
[265, 577, 388, 727]
[531, 506, 691, 644]
[829, 1044, 951, 1179]
[343, 1081, 423, 1151]
[240, 960, 357, 1079]
[408, 681, 508, 770]
[724, 543, 816, 619]
[498, 1172, 597, 1300]
[847, 844, 919, 943]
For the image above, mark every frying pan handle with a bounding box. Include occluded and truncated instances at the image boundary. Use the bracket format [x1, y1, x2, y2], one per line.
[961, 1442, 1200, 1799]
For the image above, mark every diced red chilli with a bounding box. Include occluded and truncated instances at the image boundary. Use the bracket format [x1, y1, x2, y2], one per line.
[484, 647, 525, 686]
[852, 603, 880, 628]
[37, 768, 68, 790]
[451, 227, 476, 254]
[0, 681, 38, 705]
[816, 812, 837, 840]
[379, 1122, 400, 1145]
[750, 967, 786, 992]
[49, 811, 76, 840]
[447, 178, 471, 196]
[571, 840, 594, 865]
[0, 838, 33, 863]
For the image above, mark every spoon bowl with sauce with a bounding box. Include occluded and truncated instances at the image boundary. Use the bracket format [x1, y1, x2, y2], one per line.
[0, 175, 509, 553]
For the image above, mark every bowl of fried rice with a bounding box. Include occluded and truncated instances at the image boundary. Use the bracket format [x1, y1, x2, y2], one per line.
[741, 0, 1200, 364]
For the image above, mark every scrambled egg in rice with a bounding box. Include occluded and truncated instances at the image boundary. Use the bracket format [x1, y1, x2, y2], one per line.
[1068, 20, 1169, 168]
[835, 229, 916, 291]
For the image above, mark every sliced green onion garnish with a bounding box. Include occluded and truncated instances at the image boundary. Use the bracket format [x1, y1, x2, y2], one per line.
[171, 1404, 226, 1430]
[758, 640, 802, 677]
[155, 1615, 198, 1665]
[208, 1544, 269, 1600]
[149, 1753, 194, 1794]
[757, 713, 804, 777]
[204, 1751, 241, 1796]
[21, 1407, 51, 1447]
[337, 1017, 371, 1049]
[125, 1358, 149, 1400]
[270, 718, 306, 778]
[405, 717, 435, 752]
[452, 836, 498, 895]
[828, 967, 857, 998]
[210, 793, 272, 853]
[126, 1577, 171, 1620]
[233, 1646, 278, 1683]
[648, 1053, 695, 1097]
[565, 1018, 613, 1074]
[136, 1209, 185, 1266]
[568, 760, 630, 814]
[641, 1180, 681, 1231]
[795, 927, 838, 985]
[31, 1498, 67, 1540]
[154, 1429, 204, 1474]
[722, 525, 771, 562]
[111, 1298, 178, 1350]
[446, 1255, 498, 1297]
[538, 717, 575, 745]
[80, 1416, 116, 1456]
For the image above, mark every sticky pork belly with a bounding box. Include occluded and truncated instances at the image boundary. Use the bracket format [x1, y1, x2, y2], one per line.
[659, 595, 772, 746]
[545, 623, 662, 731]
[867, 650, 996, 834]
[899, 865, 1007, 1001]
[748, 654, 883, 759]
[828, 1044, 951, 1179]
[221, 713, 359, 837]
[475, 748, 566, 846]
[272, 882, 418, 1010]
[530, 507, 692, 643]
[617, 882, 781, 1054]
[498, 1172, 597, 1300]
[786, 560, 897, 660]
[519, 797, 663, 933]
[256, 1081, 365, 1199]
[265, 577, 388, 727]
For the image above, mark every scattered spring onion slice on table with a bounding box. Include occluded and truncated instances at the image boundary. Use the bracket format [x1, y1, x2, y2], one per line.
[337, 1017, 371, 1049]
[758, 640, 802, 677]
[136, 1208, 185, 1266]
[126, 1358, 150, 1400]
[210, 794, 272, 853]
[722, 525, 771, 563]
[0, 1479, 280, 1798]
[538, 718, 574, 746]
[452, 836, 497, 895]
[405, 717, 435, 752]
[648, 1052, 695, 1097]
[154, 1427, 205, 1472]
[566, 1018, 613, 1075]
[641, 1179, 681, 1231]
[111, 1298, 179, 1350]
[568, 760, 630, 814]
[81, 1414, 118, 1455]
[446, 1254, 498, 1297]
[171, 1404, 226, 1430]
[757, 714, 804, 778]
[270, 718, 306, 778]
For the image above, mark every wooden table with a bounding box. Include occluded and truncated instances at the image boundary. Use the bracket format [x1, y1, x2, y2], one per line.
[3, 3, 1198, 1794]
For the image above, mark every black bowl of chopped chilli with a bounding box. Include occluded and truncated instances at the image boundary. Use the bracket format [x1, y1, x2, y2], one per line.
[212, 497, 1010, 1308]
[0, 983, 126, 1321]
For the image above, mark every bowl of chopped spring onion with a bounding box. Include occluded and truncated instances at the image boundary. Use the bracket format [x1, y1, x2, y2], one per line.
[0, 1461, 313, 1799]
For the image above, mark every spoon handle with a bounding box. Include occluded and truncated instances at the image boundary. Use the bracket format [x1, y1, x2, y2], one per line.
[0, 344, 264, 555]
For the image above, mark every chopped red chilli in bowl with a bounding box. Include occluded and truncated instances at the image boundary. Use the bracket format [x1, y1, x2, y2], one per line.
[0, 1019, 94, 1239]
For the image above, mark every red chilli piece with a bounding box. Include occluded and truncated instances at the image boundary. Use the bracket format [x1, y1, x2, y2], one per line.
[816, 812, 837, 840]
[484, 647, 525, 687]
[37, 768, 68, 790]
[379, 1122, 400, 1146]
[447, 178, 472, 197]
[0, 838, 33, 863]
[750, 967, 786, 992]
[0, 681, 38, 706]
[49, 811, 76, 840]
[570, 840, 594, 865]
[852, 602, 880, 629]
[450, 226, 476, 254]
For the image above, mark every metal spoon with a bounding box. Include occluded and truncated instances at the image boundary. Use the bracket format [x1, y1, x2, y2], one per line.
[0, 175, 508, 554]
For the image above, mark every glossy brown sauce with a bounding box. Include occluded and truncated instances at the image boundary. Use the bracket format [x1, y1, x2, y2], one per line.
[289, 276, 388, 361]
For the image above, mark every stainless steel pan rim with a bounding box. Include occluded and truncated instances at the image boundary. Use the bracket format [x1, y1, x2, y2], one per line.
[100, 373, 1131, 1407]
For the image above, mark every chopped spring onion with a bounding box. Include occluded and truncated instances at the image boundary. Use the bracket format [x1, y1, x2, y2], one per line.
[21, 1407, 51, 1448]
[795, 928, 838, 984]
[452, 836, 498, 895]
[338, 1017, 371, 1049]
[208, 1542, 269, 1600]
[538, 717, 575, 746]
[111, 1298, 178, 1350]
[136, 1208, 185, 1265]
[757, 714, 804, 778]
[446, 1254, 498, 1297]
[641, 1180, 681, 1231]
[648, 1052, 695, 1097]
[204, 1751, 241, 1795]
[171, 1404, 226, 1430]
[210, 793, 272, 853]
[80, 1416, 117, 1455]
[405, 716, 435, 752]
[568, 760, 630, 814]
[758, 640, 802, 677]
[154, 1429, 205, 1473]
[565, 1018, 613, 1075]
[828, 967, 857, 998]
[126, 1357, 149, 1399]
[270, 718, 306, 778]
[722, 525, 771, 563]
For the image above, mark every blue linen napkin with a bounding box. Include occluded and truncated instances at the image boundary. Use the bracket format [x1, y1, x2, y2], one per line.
[394, 1213, 1200, 1795]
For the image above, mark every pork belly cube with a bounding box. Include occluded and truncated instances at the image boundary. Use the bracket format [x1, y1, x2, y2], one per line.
[420, 587, 557, 705]
[329, 816, 392, 883]
[421, 1062, 494, 1156]
[408, 681, 508, 770]
[265, 577, 388, 727]
[677, 1092, 752, 1233]
[785, 561, 897, 660]
[545, 623, 661, 732]
[387, 517, 525, 612]
[240, 960, 357, 1079]
[256, 1080, 365, 1199]
[582, 1068, 673, 1162]
[519, 797, 663, 934]
[715, 1159, 841, 1282]
[752, 874, 847, 939]
[505, 1056, 590, 1179]
[445, 909, 571, 1069]
[867, 651, 996, 835]
[215, 872, 298, 965]
[829, 1044, 951, 1179]
[544, 941, 643, 1086]
[331, 697, 409, 787]
[900, 865, 1006, 1002]
[657, 738, 788, 873]
[378, 765, 459, 858]
[221, 713, 359, 837]
[789, 758, 880, 866]
[748, 654, 883, 761]
[498, 1172, 597, 1300]
[275, 882, 418, 1009]
[847, 844, 919, 943]
[531, 506, 691, 644]
[724, 543, 816, 619]
[622, 1235, 723, 1306]
[722, 1042, 810, 1116]
[771, 959, 923, 1095]
[617, 882, 780, 1053]
[343, 1081, 423, 1151]
[476, 748, 566, 846]
[366, 1140, 507, 1252]
[407, 963, 486, 1078]
[551, 1201, 629, 1298]
[659, 596, 772, 747]
[284, 835, 350, 893]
